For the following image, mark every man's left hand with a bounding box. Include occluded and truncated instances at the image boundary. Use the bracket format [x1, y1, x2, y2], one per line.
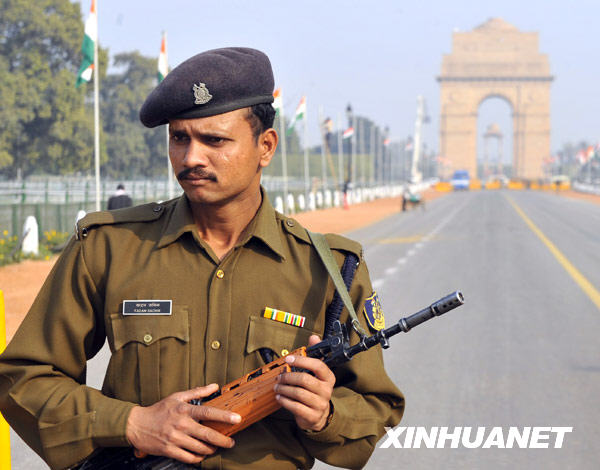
[274, 335, 335, 432]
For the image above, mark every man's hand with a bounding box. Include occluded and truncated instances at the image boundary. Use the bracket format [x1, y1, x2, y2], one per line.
[126, 384, 240, 464]
[275, 335, 336, 432]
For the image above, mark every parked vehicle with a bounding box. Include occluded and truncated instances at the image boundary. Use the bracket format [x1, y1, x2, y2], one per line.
[451, 170, 470, 190]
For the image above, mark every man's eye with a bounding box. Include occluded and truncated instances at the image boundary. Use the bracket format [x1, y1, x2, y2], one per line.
[207, 136, 225, 144]
[171, 134, 188, 143]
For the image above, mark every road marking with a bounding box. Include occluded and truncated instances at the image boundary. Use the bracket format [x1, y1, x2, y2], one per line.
[378, 235, 423, 244]
[371, 195, 471, 288]
[506, 196, 600, 311]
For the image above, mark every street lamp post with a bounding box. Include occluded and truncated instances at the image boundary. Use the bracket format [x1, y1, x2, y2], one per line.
[346, 104, 355, 186]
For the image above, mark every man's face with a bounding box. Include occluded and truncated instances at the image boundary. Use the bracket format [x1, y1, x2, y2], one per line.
[168, 109, 276, 205]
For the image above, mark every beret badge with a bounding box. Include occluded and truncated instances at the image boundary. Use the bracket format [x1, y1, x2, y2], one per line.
[193, 83, 212, 105]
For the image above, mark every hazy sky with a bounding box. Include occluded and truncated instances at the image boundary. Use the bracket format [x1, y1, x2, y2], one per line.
[82, 0, 598, 162]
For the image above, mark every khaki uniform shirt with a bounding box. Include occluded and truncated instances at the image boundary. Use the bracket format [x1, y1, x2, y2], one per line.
[0, 192, 404, 470]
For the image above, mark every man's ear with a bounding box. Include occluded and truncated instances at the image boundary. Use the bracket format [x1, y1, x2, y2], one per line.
[258, 128, 278, 168]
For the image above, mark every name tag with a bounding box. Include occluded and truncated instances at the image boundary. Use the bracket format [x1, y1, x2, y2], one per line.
[123, 300, 172, 315]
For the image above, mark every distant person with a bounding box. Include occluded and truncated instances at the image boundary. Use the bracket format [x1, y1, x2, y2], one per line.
[107, 183, 133, 210]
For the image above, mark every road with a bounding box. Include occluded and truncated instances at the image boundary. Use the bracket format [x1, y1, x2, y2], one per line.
[10, 190, 600, 469]
[316, 189, 600, 469]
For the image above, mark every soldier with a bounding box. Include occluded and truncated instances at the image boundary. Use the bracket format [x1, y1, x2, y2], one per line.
[0, 47, 403, 470]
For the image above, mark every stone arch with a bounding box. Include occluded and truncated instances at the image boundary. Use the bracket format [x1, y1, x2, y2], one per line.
[438, 18, 553, 179]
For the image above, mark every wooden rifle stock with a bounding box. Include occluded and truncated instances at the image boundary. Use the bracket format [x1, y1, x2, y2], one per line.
[132, 346, 308, 460]
[201, 346, 308, 435]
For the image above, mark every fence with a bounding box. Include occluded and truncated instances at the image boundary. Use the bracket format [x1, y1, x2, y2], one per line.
[0, 179, 179, 237]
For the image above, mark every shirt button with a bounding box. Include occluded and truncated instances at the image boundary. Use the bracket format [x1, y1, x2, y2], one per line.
[143, 334, 153, 344]
[216, 269, 225, 279]
[211, 340, 221, 350]
[281, 349, 289, 356]
[286, 219, 295, 227]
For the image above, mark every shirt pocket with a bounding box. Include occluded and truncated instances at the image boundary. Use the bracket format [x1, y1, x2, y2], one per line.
[245, 315, 314, 370]
[244, 315, 315, 423]
[106, 305, 189, 405]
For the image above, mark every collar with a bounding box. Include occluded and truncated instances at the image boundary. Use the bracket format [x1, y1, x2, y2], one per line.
[156, 196, 198, 249]
[156, 188, 285, 260]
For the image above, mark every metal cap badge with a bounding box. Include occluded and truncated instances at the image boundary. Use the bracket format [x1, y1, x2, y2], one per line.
[193, 83, 212, 105]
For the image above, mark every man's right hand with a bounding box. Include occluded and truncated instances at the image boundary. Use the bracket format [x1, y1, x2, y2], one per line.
[125, 384, 240, 464]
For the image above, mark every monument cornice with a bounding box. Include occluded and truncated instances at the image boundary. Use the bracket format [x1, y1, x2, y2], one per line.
[437, 76, 554, 82]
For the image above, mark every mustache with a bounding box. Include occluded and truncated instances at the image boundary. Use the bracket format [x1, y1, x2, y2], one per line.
[177, 167, 217, 181]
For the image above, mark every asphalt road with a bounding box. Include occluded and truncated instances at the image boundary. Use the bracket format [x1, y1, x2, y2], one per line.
[9, 190, 600, 469]
[316, 189, 600, 469]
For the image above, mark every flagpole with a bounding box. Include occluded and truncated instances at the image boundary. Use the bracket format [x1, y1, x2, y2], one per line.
[278, 97, 288, 213]
[370, 123, 375, 185]
[318, 106, 327, 193]
[93, 0, 100, 211]
[337, 113, 343, 189]
[303, 98, 310, 203]
[359, 118, 366, 188]
[163, 31, 174, 200]
[351, 114, 356, 185]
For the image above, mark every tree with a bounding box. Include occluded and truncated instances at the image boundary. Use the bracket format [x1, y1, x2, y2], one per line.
[0, 0, 105, 178]
[100, 51, 166, 178]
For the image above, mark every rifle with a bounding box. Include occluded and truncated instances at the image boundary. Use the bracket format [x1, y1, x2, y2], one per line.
[78, 291, 464, 469]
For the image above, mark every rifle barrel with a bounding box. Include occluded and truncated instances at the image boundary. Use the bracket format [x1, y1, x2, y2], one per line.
[345, 291, 464, 359]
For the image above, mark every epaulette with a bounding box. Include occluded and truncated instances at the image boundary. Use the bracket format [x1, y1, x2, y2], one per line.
[279, 214, 311, 244]
[75, 202, 166, 240]
[278, 213, 363, 260]
[323, 233, 363, 260]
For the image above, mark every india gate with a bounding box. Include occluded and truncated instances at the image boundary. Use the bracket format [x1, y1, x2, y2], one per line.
[438, 18, 553, 179]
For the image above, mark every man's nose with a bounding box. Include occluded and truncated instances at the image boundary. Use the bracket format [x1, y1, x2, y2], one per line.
[182, 139, 210, 167]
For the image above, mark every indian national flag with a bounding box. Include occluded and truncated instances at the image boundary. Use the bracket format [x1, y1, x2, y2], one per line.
[587, 145, 595, 160]
[158, 32, 169, 82]
[287, 96, 306, 135]
[76, 0, 97, 87]
[342, 127, 354, 139]
[273, 88, 283, 113]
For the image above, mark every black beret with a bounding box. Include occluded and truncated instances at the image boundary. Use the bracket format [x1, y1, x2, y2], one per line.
[140, 47, 274, 128]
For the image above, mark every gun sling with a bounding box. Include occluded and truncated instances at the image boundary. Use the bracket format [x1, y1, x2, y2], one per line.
[308, 231, 367, 338]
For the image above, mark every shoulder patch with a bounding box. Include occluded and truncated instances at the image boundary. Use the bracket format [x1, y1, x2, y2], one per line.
[363, 291, 385, 331]
[75, 202, 166, 240]
[279, 215, 311, 244]
[324, 233, 362, 259]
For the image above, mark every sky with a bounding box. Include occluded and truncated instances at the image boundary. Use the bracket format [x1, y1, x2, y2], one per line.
[80, 0, 599, 163]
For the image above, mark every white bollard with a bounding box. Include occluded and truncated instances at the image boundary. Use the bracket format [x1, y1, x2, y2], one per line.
[274, 196, 284, 213]
[308, 193, 316, 211]
[333, 191, 341, 207]
[325, 190, 332, 207]
[297, 194, 306, 211]
[286, 194, 295, 214]
[22, 216, 39, 256]
[316, 191, 323, 208]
